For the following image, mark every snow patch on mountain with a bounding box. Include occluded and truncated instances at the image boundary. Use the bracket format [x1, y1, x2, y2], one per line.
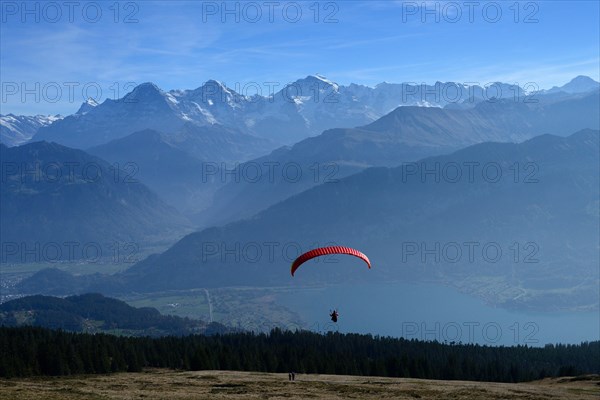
[1, 114, 63, 146]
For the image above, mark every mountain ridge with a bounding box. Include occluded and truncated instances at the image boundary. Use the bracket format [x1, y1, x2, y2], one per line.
[0, 293, 230, 336]
[195, 91, 599, 227]
[17, 130, 599, 312]
[29, 75, 599, 148]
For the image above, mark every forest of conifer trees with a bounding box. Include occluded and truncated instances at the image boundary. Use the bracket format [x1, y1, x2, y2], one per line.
[1, 326, 597, 382]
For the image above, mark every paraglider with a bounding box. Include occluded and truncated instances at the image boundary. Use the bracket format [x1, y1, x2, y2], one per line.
[290, 246, 371, 276]
[330, 309, 339, 323]
[290, 246, 371, 323]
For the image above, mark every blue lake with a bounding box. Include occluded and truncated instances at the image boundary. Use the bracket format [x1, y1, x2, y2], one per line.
[277, 282, 599, 346]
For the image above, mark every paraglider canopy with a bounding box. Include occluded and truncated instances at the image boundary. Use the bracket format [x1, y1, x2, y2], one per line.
[290, 246, 371, 276]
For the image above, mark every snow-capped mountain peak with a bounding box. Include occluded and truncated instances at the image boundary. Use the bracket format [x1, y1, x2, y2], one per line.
[76, 98, 100, 115]
[313, 74, 339, 90]
[124, 82, 166, 101]
[292, 74, 339, 91]
[188, 80, 242, 105]
[203, 79, 230, 92]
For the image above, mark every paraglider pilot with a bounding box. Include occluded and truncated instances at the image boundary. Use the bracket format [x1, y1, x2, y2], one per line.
[330, 309, 338, 323]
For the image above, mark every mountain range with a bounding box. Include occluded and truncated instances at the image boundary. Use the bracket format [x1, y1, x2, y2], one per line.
[4, 74, 599, 314]
[4, 75, 593, 150]
[2, 76, 593, 223]
[17, 130, 599, 312]
[196, 90, 599, 227]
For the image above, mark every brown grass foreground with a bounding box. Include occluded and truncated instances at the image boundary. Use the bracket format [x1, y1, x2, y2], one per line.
[1, 369, 599, 400]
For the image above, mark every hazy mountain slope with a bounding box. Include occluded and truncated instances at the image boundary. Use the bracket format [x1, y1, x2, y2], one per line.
[87, 129, 210, 211]
[122, 130, 599, 311]
[0, 141, 189, 262]
[197, 92, 599, 227]
[20, 130, 598, 311]
[193, 124, 438, 227]
[87, 125, 275, 214]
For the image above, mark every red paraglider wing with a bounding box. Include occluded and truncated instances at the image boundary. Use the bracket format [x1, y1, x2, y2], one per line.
[290, 246, 371, 276]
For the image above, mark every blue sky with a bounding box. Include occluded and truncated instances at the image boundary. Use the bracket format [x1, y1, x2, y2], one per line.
[1, 0, 599, 115]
